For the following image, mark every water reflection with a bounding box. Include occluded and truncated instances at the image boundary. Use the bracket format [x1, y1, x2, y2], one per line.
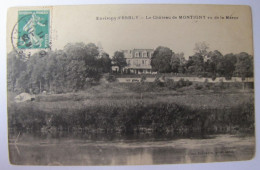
[9, 132, 255, 165]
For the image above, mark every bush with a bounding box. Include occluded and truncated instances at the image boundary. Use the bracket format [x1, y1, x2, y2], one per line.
[140, 75, 146, 83]
[105, 74, 116, 82]
[165, 78, 192, 90]
[176, 78, 192, 88]
[176, 78, 185, 88]
[185, 80, 192, 86]
[218, 79, 224, 89]
[225, 76, 232, 80]
[154, 76, 164, 87]
[204, 78, 210, 89]
[165, 79, 175, 90]
[211, 74, 217, 81]
[195, 84, 203, 90]
[161, 75, 166, 81]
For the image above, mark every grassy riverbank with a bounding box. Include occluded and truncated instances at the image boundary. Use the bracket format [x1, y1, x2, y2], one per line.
[8, 100, 254, 134]
[8, 82, 254, 134]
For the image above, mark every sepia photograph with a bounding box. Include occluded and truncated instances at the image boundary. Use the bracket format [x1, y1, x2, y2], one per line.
[6, 4, 255, 166]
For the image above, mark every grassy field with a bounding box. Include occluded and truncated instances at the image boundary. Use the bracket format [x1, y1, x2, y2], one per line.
[10, 82, 253, 109]
[7, 82, 255, 134]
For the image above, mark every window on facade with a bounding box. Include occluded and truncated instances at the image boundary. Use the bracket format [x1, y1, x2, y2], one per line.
[142, 60, 144, 64]
[139, 52, 141, 58]
[135, 52, 138, 57]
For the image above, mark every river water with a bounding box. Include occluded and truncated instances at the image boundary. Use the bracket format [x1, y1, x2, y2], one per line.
[8, 132, 255, 165]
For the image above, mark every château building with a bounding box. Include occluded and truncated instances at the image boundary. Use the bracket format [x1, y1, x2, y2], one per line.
[122, 49, 154, 74]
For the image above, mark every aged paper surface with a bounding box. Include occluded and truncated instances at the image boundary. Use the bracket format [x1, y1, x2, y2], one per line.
[6, 5, 254, 165]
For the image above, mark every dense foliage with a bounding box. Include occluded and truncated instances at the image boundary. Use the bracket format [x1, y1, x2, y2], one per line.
[151, 42, 254, 79]
[111, 51, 127, 73]
[7, 43, 111, 94]
[8, 101, 254, 134]
[151, 46, 173, 73]
[7, 41, 254, 94]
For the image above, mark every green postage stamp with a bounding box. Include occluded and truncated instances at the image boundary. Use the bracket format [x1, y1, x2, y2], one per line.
[17, 10, 50, 49]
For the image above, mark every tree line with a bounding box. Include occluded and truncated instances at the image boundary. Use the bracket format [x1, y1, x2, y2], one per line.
[8, 43, 112, 94]
[7, 41, 254, 94]
[151, 42, 254, 80]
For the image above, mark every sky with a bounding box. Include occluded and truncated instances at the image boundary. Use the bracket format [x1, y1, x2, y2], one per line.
[7, 5, 254, 59]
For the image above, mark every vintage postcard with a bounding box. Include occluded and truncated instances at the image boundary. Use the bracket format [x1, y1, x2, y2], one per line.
[6, 5, 254, 165]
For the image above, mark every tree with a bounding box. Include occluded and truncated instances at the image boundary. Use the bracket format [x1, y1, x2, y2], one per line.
[178, 64, 185, 74]
[151, 46, 173, 73]
[234, 52, 253, 79]
[64, 42, 101, 83]
[97, 53, 111, 73]
[112, 51, 127, 73]
[15, 71, 30, 93]
[64, 42, 99, 66]
[205, 50, 223, 76]
[42, 50, 68, 93]
[27, 51, 48, 93]
[7, 51, 27, 92]
[194, 41, 209, 60]
[217, 53, 236, 79]
[8, 42, 113, 94]
[85, 43, 100, 58]
[65, 60, 87, 91]
[64, 43, 86, 60]
[170, 53, 181, 73]
[186, 53, 204, 75]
